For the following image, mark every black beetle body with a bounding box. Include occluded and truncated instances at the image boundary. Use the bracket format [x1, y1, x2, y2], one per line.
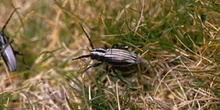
[0, 9, 18, 71]
[91, 48, 141, 66]
[0, 31, 16, 71]
[73, 24, 141, 74]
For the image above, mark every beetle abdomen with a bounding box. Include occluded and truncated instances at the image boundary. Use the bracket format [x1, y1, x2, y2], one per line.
[1, 44, 16, 71]
[104, 49, 141, 66]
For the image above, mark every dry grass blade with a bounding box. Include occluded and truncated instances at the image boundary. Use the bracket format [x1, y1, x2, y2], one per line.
[0, 0, 220, 109]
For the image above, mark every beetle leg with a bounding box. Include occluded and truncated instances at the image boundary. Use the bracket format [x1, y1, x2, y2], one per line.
[14, 51, 30, 69]
[102, 44, 108, 49]
[105, 65, 117, 77]
[14, 51, 22, 55]
[111, 44, 129, 50]
[72, 54, 90, 60]
[105, 65, 128, 86]
[81, 62, 102, 74]
[105, 65, 110, 74]
[112, 69, 128, 85]
[111, 44, 119, 48]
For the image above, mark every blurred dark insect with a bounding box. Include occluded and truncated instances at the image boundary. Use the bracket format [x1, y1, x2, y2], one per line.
[0, 8, 21, 71]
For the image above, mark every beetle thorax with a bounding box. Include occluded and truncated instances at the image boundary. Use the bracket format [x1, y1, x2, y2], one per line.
[0, 31, 7, 47]
[90, 48, 106, 60]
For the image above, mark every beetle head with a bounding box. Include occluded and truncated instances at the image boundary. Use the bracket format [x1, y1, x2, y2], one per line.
[90, 48, 106, 60]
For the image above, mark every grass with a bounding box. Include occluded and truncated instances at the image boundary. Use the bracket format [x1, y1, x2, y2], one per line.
[0, 0, 220, 109]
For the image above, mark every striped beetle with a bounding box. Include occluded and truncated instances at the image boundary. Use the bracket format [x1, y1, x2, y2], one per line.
[0, 8, 19, 71]
[73, 24, 141, 77]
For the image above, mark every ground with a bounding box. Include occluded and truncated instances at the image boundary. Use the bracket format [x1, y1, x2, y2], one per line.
[0, 0, 220, 110]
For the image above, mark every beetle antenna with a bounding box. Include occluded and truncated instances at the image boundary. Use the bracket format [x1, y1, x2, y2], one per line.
[14, 51, 31, 70]
[2, 8, 19, 32]
[72, 54, 91, 60]
[80, 23, 94, 49]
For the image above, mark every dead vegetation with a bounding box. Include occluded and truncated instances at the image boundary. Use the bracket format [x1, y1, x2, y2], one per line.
[0, 0, 220, 109]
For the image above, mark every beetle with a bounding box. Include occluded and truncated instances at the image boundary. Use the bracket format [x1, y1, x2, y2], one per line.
[0, 8, 19, 71]
[73, 24, 141, 78]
